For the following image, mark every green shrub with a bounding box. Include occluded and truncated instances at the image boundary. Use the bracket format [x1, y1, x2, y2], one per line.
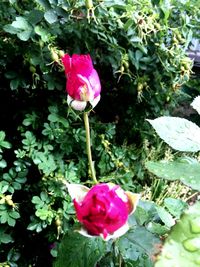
[0, 0, 198, 266]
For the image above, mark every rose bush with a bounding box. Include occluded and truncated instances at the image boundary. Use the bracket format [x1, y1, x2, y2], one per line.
[67, 183, 140, 240]
[62, 54, 101, 111]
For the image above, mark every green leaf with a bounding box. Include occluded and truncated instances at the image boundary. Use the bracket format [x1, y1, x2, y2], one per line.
[155, 201, 200, 267]
[147, 117, 200, 152]
[7, 248, 21, 262]
[10, 79, 19, 90]
[135, 50, 143, 62]
[17, 29, 33, 41]
[0, 232, 13, 244]
[8, 210, 20, 220]
[146, 222, 169, 235]
[134, 206, 150, 225]
[44, 9, 58, 24]
[155, 206, 175, 228]
[5, 71, 17, 79]
[27, 221, 39, 231]
[3, 24, 18, 34]
[0, 159, 7, 168]
[32, 196, 43, 206]
[36, 0, 51, 9]
[1, 141, 12, 149]
[0, 131, 6, 141]
[12, 16, 29, 29]
[124, 19, 133, 31]
[146, 160, 200, 191]
[118, 226, 161, 263]
[7, 16, 33, 41]
[28, 9, 44, 25]
[40, 191, 48, 202]
[48, 113, 59, 122]
[7, 216, 16, 227]
[34, 25, 51, 42]
[36, 208, 51, 220]
[164, 198, 188, 218]
[0, 183, 9, 194]
[0, 211, 9, 224]
[133, 200, 159, 226]
[54, 231, 106, 267]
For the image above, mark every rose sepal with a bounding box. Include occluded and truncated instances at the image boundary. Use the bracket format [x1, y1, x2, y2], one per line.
[67, 94, 101, 111]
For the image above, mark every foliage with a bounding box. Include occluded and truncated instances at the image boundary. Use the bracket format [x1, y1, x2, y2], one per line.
[146, 159, 200, 191]
[55, 200, 171, 267]
[146, 95, 200, 190]
[54, 231, 106, 267]
[155, 201, 200, 267]
[146, 95, 200, 266]
[147, 116, 200, 152]
[0, 0, 199, 266]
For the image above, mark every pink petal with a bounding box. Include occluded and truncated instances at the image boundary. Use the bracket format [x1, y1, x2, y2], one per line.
[88, 69, 101, 98]
[71, 54, 93, 77]
[62, 54, 101, 103]
[62, 54, 72, 75]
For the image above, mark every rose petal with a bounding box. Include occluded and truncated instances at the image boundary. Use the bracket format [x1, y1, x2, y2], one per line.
[76, 227, 96, 239]
[89, 95, 101, 108]
[115, 187, 129, 203]
[88, 69, 101, 98]
[62, 54, 72, 74]
[103, 222, 129, 241]
[67, 95, 87, 111]
[77, 74, 94, 101]
[72, 54, 93, 77]
[62, 54, 101, 108]
[67, 183, 89, 202]
[125, 192, 140, 215]
[76, 222, 129, 241]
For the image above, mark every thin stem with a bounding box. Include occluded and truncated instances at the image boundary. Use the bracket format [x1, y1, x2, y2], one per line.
[83, 112, 98, 184]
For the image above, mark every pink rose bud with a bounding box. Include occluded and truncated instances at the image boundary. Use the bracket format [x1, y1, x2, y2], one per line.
[67, 183, 140, 240]
[62, 54, 101, 111]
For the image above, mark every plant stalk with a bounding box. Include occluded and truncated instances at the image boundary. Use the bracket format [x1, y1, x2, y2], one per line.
[83, 112, 97, 184]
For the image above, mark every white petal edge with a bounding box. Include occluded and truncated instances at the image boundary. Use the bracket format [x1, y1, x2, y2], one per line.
[90, 94, 101, 108]
[67, 95, 87, 111]
[126, 192, 140, 215]
[103, 222, 129, 241]
[191, 95, 200, 115]
[67, 183, 89, 202]
[76, 222, 129, 241]
[76, 227, 96, 239]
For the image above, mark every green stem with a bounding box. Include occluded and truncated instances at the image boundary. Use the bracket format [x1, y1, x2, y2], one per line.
[83, 112, 97, 184]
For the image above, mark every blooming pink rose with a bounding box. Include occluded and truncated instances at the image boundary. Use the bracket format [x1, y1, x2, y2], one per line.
[67, 183, 140, 240]
[62, 54, 101, 111]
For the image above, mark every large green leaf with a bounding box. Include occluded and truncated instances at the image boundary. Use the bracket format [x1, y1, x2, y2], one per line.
[146, 160, 200, 191]
[118, 226, 161, 264]
[44, 9, 58, 24]
[155, 201, 200, 267]
[4, 16, 33, 41]
[54, 231, 106, 267]
[147, 117, 200, 152]
[164, 198, 188, 219]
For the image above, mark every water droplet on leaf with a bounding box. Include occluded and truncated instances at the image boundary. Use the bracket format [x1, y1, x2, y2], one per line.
[183, 237, 200, 252]
[190, 218, 200, 233]
[194, 257, 200, 264]
[164, 253, 172, 259]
